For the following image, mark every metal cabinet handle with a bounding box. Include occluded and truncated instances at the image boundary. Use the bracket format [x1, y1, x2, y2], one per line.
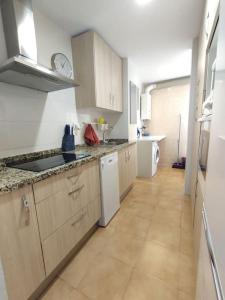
[68, 184, 84, 196]
[71, 213, 86, 227]
[22, 195, 30, 225]
[202, 207, 224, 300]
[67, 171, 82, 180]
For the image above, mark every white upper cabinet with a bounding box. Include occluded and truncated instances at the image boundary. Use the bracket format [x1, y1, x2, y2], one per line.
[72, 31, 123, 112]
[141, 93, 151, 120]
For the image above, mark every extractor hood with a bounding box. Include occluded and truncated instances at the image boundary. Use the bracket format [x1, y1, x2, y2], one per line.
[0, 0, 79, 92]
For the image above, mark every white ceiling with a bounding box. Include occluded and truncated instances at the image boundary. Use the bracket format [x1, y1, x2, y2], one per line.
[33, 0, 205, 84]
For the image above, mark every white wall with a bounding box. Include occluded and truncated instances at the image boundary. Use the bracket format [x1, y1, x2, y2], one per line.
[0, 8, 80, 158]
[0, 7, 142, 158]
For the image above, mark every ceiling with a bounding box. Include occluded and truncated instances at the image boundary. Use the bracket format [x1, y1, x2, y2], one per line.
[33, 0, 205, 84]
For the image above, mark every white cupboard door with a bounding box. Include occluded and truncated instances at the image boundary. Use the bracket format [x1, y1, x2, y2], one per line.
[0, 187, 45, 300]
[111, 51, 123, 112]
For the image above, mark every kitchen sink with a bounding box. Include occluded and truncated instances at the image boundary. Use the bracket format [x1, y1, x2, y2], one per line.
[100, 139, 128, 146]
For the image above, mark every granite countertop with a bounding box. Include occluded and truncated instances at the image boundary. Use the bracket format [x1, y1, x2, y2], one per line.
[0, 141, 136, 195]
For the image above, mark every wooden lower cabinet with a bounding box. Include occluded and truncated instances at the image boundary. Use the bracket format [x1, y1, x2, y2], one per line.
[0, 186, 45, 300]
[0, 159, 101, 299]
[37, 159, 101, 275]
[118, 143, 137, 198]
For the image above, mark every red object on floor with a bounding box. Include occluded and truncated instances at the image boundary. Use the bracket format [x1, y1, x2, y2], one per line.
[84, 124, 100, 146]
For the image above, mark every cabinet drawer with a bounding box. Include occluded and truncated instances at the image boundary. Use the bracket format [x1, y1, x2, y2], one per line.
[33, 166, 84, 204]
[36, 190, 71, 240]
[42, 207, 89, 275]
[69, 180, 89, 214]
[64, 166, 83, 193]
[33, 173, 65, 203]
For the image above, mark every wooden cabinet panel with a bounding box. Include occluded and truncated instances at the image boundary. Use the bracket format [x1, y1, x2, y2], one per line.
[111, 51, 123, 112]
[94, 33, 112, 110]
[72, 31, 123, 112]
[0, 186, 45, 300]
[128, 144, 137, 185]
[119, 144, 137, 198]
[118, 148, 127, 196]
[39, 160, 101, 275]
[36, 190, 71, 241]
[42, 207, 87, 275]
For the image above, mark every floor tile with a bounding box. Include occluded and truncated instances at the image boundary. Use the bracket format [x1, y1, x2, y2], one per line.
[179, 291, 195, 300]
[178, 253, 196, 296]
[44, 168, 196, 300]
[146, 220, 181, 250]
[135, 241, 180, 289]
[103, 231, 144, 266]
[41, 278, 89, 300]
[123, 269, 178, 300]
[153, 206, 182, 228]
[180, 230, 194, 256]
[77, 253, 132, 300]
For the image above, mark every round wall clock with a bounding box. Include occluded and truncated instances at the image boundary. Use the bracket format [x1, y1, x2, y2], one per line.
[51, 53, 73, 78]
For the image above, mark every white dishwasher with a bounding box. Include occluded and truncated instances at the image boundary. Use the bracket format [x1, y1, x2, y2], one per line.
[99, 152, 120, 227]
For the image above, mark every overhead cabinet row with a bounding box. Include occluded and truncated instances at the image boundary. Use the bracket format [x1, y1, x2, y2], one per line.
[72, 31, 123, 112]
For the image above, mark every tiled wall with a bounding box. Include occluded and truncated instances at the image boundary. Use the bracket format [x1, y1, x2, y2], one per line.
[150, 82, 190, 167]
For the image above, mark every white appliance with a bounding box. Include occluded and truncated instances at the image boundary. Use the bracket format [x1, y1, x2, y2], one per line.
[200, 6, 225, 299]
[141, 93, 151, 120]
[152, 142, 160, 176]
[137, 136, 165, 177]
[99, 152, 120, 227]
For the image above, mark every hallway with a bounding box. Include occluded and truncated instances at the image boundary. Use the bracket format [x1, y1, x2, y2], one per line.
[41, 168, 195, 300]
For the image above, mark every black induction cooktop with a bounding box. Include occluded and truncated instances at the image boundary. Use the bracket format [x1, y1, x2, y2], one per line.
[7, 153, 90, 172]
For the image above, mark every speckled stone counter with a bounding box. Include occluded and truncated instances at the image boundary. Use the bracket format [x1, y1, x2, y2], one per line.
[0, 141, 136, 195]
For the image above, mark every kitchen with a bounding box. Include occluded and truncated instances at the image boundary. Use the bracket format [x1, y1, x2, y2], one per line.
[0, 0, 224, 299]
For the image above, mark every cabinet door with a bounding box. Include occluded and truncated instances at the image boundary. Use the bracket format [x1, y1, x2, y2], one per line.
[94, 33, 112, 110]
[118, 148, 128, 197]
[128, 144, 137, 185]
[0, 187, 45, 300]
[111, 51, 123, 112]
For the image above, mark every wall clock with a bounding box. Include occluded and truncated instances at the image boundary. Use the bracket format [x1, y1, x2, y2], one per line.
[51, 53, 73, 78]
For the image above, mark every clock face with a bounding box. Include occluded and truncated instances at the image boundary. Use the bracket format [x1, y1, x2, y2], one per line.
[51, 53, 73, 78]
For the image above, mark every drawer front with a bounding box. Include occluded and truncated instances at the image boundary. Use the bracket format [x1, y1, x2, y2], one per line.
[33, 173, 65, 203]
[42, 207, 89, 275]
[69, 180, 88, 214]
[64, 166, 83, 194]
[87, 197, 101, 229]
[33, 166, 84, 204]
[36, 190, 71, 241]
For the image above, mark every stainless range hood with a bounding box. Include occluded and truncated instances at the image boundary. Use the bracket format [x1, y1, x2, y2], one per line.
[0, 0, 79, 92]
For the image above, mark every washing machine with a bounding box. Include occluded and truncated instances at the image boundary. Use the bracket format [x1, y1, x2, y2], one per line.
[137, 138, 161, 177]
[152, 142, 160, 176]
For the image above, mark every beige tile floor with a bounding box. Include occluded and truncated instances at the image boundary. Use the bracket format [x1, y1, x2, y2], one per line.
[41, 168, 196, 300]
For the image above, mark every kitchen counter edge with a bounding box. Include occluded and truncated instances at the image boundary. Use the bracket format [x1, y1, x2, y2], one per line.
[0, 141, 136, 195]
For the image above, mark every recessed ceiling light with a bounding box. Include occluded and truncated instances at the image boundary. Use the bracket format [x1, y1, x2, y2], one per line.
[136, 0, 152, 6]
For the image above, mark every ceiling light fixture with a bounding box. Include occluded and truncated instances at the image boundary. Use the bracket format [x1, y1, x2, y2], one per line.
[136, 0, 152, 6]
